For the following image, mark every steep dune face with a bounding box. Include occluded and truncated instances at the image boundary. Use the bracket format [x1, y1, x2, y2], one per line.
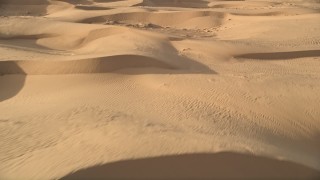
[1, 0, 320, 179]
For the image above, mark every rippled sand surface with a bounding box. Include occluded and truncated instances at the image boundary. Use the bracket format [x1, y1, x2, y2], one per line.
[1, 0, 320, 179]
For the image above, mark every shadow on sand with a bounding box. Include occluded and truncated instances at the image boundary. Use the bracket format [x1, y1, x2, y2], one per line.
[134, 0, 209, 8]
[0, 0, 49, 16]
[0, 62, 26, 102]
[236, 50, 320, 60]
[61, 152, 320, 180]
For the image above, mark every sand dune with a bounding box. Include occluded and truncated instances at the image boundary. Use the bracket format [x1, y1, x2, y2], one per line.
[0, 55, 176, 75]
[0, 0, 320, 179]
[80, 11, 227, 29]
[62, 152, 320, 179]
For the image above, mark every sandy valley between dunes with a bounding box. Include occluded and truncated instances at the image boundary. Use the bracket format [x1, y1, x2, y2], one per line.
[0, 0, 320, 179]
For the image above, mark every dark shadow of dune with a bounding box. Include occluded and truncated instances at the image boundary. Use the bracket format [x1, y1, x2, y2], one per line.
[75, 5, 112, 10]
[0, 0, 49, 16]
[61, 152, 320, 180]
[0, 62, 26, 102]
[134, 0, 209, 8]
[54, 0, 93, 5]
[0, 34, 56, 40]
[0, 0, 48, 5]
[0, 39, 57, 53]
[235, 50, 320, 60]
[0, 55, 215, 75]
[94, 0, 125, 2]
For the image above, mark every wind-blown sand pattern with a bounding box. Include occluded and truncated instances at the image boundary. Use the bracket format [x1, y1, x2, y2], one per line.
[0, 0, 320, 179]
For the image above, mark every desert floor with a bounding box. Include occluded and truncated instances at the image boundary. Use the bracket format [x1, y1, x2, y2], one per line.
[1, 0, 320, 179]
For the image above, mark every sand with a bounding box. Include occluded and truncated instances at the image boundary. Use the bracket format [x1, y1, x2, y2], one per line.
[0, 0, 320, 179]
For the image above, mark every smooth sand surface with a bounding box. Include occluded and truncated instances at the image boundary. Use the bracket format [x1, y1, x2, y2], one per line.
[1, 0, 320, 179]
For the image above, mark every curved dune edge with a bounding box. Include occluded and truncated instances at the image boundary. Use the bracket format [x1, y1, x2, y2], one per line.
[61, 152, 320, 179]
[0, 55, 177, 75]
